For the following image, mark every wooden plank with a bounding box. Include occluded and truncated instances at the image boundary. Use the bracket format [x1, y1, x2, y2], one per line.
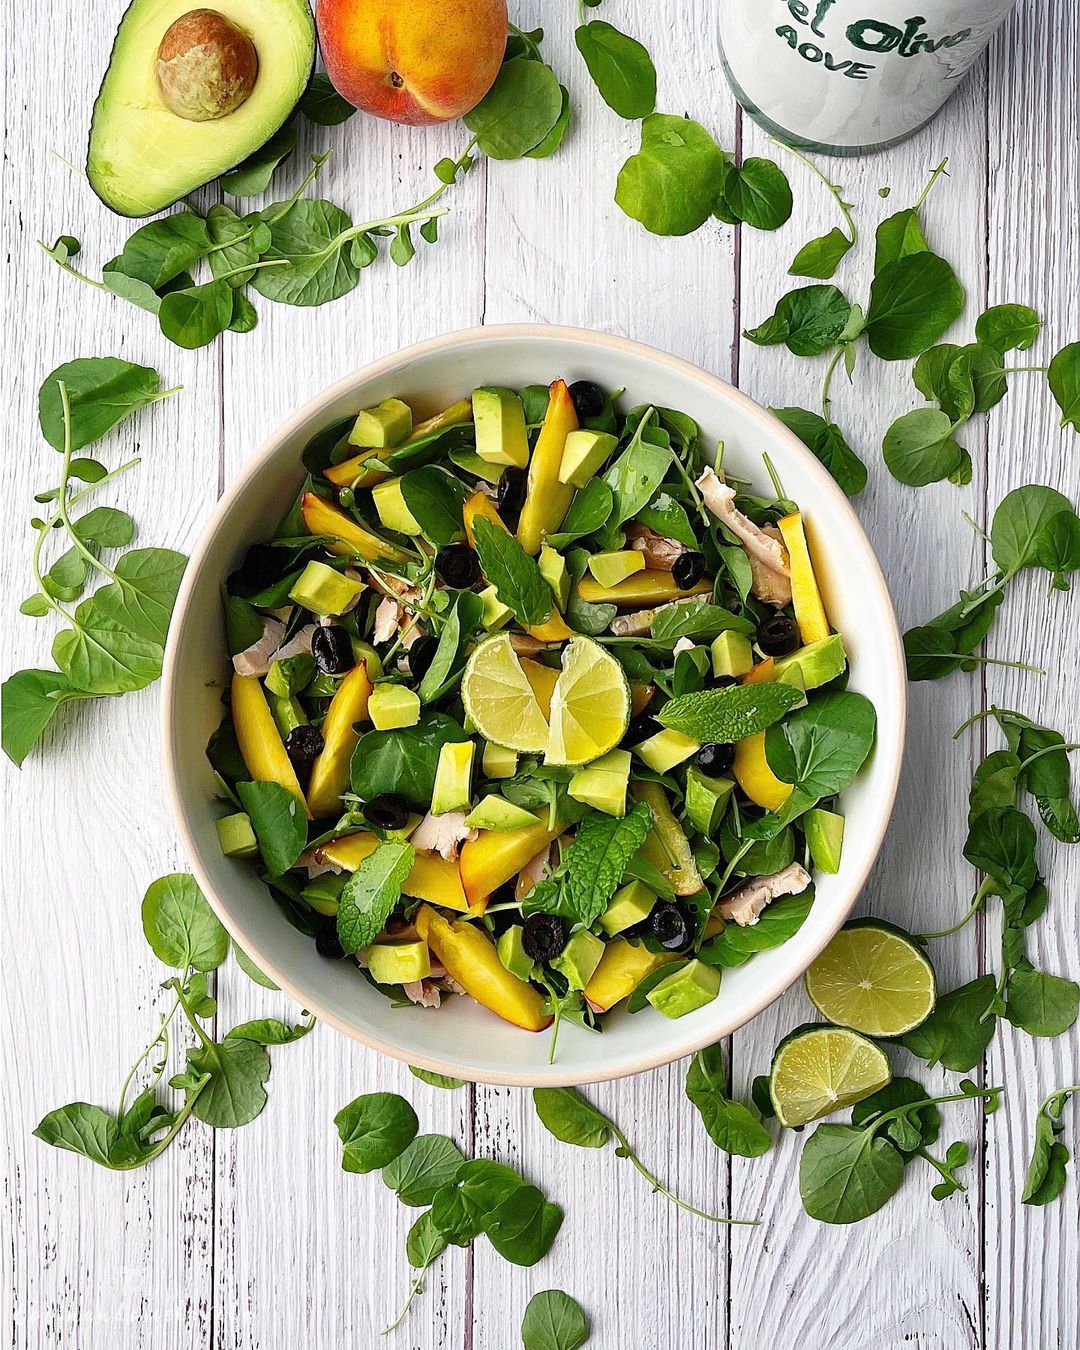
[983, 5, 1080, 1347]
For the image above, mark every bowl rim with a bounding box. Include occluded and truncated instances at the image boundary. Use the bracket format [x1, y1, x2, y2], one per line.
[161, 322, 907, 1086]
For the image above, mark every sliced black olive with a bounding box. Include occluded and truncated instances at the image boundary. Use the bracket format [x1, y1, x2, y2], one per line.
[497, 467, 528, 518]
[435, 544, 481, 589]
[408, 634, 439, 682]
[707, 674, 736, 689]
[757, 613, 801, 657]
[672, 551, 706, 590]
[625, 713, 661, 745]
[364, 794, 411, 832]
[649, 902, 690, 951]
[315, 919, 347, 960]
[568, 380, 605, 421]
[312, 624, 354, 674]
[522, 913, 567, 962]
[284, 724, 324, 774]
[696, 741, 735, 775]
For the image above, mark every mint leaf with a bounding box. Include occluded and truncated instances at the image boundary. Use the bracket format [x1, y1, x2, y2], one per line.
[336, 840, 415, 953]
[560, 801, 653, 926]
[658, 682, 802, 743]
[471, 516, 553, 626]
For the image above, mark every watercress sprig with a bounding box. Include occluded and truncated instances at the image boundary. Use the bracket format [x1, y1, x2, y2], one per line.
[1022, 1084, 1079, 1205]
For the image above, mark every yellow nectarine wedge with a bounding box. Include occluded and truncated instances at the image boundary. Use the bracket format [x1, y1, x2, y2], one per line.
[306, 663, 373, 818]
[458, 819, 565, 911]
[516, 380, 578, 555]
[301, 492, 409, 564]
[231, 673, 309, 815]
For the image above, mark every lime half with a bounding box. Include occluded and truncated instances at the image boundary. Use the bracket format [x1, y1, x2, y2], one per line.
[545, 636, 630, 767]
[805, 922, 936, 1037]
[461, 633, 550, 753]
[769, 1025, 892, 1127]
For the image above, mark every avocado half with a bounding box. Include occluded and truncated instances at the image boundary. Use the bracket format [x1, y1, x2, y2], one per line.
[87, 0, 316, 217]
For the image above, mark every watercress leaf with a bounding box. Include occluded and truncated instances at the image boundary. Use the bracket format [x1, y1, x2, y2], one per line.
[798, 1123, 906, 1224]
[351, 713, 471, 806]
[603, 411, 672, 527]
[526, 84, 572, 159]
[633, 490, 698, 548]
[650, 601, 754, 641]
[429, 1183, 482, 1246]
[882, 408, 964, 487]
[220, 123, 297, 196]
[383, 1133, 468, 1205]
[187, 1035, 270, 1128]
[400, 465, 468, 546]
[299, 73, 356, 125]
[721, 158, 792, 231]
[1, 668, 85, 766]
[521, 1290, 589, 1350]
[91, 547, 187, 646]
[109, 211, 213, 288]
[789, 227, 853, 280]
[975, 303, 1040, 353]
[763, 691, 875, 797]
[850, 1077, 941, 1154]
[463, 57, 562, 158]
[234, 943, 279, 989]
[389, 222, 416, 267]
[20, 593, 51, 616]
[53, 600, 163, 695]
[615, 113, 726, 237]
[336, 840, 415, 953]
[457, 1157, 525, 1215]
[546, 479, 615, 549]
[251, 199, 359, 306]
[68, 458, 108, 483]
[409, 1066, 466, 1090]
[991, 485, 1078, 575]
[873, 207, 928, 274]
[73, 505, 136, 550]
[771, 407, 867, 497]
[686, 1044, 771, 1158]
[141, 873, 228, 972]
[532, 1086, 613, 1148]
[418, 592, 483, 703]
[227, 288, 258, 333]
[743, 285, 853, 358]
[406, 1210, 447, 1269]
[864, 253, 965, 360]
[903, 588, 1004, 681]
[560, 802, 653, 927]
[158, 279, 234, 349]
[236, 780, 308, 877]
[1047, 342, 1080, 429]
[334, 1092, 419, 1173]
[350, 232, 379, 269]
[658, 681, 802, 743]
[699, 890, 814, 967]
[42, 544, 95, 603]
[1033, 509, 1080, 590]
[902, 975, 998, 1071]
[471, 516, 553, 626]
[969, 750, 1022, 822]
[574, 20, 656, 119]
[963, 805, 1038, 890]
[33, 1102, 118, 1166]
[38, 357, 171, 451]
[565, 548, 616, 636]
[484, 1184, 563, 1266]
[225, 1014, 314, 1045]
[1022, 1088, 1075, 1205]
[1005, 970, 1079, 1038]
[101, 264, 163, 314]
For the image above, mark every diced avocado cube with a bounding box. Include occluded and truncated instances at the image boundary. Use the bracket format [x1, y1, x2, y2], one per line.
[366, 940, 431, 986]
[803, 807, 845, 873]
[711, 630, 753, 679]
[558, 429, 619, 487]
[482, 740, 518, 779]
[472, 387, 530, 467]
[350, 639, 384, 679]
[368, 684, 421, 730]
[685, 767, 734, 836]
[600, 880, 657, 936]
[372, 478, 422, 536]
[588, 550, 646, 589]
[464, 795, 540, 831]
[777, 663, 808, 709]
[288, 560, 365, 617]
[538, 545, 571, 610]
[431, 740, 475, 815]
[568, 748, 631, 817]
[773, 633, 847, 690]
[302, 872, 348, 916]
[497, 925, 536, 981]
[551, 930, 605, 991]
[634, 728, 700, 774]
[349, 397, 413, 448]
[265, 652, 316, 698]
[479, 584, 513, 631]
[216, 812, 258, 859]
[647, 959, 721, 1018]
[268, 692, 306, 738]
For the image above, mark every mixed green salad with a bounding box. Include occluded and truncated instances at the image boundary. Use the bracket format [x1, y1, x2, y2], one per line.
[209, 375, 877, 1052]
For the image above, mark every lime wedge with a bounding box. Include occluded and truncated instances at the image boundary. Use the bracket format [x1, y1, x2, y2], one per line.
[461, 633, 550, 753]
[545, 636, 631, 767]
[804, 922, 936, 1037]
[769, 1025, 892, 1127]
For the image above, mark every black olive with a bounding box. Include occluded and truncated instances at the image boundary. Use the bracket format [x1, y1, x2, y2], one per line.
[672, 551, 706, 589]
[649, 902, 690, 951]
[522, 913, 567, 962]
[497, 467, 528, 518]
[408, 634, 439, 682]
[365, 794, 411, 831]
[625, 713, 661, 745]
[312, 624, 354, 674]
[707, 674, 736, 689]
[237, 542, 280, 591]
[284, 724, 324, 774]
[435, 545, 481, 589]
[696, 741, 735, 775]
[568, 380, 605, 421]
[757, 613, 801, 657]
[315, 919, 347, 960]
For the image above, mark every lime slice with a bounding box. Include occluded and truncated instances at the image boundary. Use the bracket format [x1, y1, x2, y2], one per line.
[769, 1025, 892, 1128]
[545, 636, 631, 767]
[461, 633, 550, 753]
[804, 922, 936, 1037]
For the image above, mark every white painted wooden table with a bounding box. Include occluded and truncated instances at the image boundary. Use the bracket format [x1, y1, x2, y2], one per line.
[4, 3, 1078, 1346]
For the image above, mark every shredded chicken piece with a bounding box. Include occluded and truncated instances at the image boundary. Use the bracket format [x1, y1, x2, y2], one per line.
[410, 811, 477, 861]
[515, 842, 555, 904]
[715, 862, 811, 927]
[609, 596, 700, 637]
[274, 624, 316, 663]
[439, 976, 468, 999]
[625, 522, 686, 571]
[672, 636, 696, 658]
[232, 617, 285, 677]
[695, 466, 792, 606]
[373, 596, 405, 644]
[402, 980, 442, 1009]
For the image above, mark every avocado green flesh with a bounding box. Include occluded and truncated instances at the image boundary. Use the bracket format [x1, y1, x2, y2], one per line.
[88, 0, 315, 217]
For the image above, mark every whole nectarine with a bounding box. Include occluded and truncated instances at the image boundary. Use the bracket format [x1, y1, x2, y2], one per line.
[316, 0, 508, 125]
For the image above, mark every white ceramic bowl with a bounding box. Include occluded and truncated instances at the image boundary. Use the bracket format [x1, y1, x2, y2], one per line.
[163, 324, 906, 1086]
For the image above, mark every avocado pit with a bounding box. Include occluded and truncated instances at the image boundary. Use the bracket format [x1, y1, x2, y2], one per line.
[156, 8, 259, 121]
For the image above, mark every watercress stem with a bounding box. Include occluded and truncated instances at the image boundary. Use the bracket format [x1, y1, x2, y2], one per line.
[820, 347, 845, 423]
[609, 1124, 758, 1226]
[914, 157, 950, 210]
[917, 876, 994, 941]
[769, 137, 856, 244]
